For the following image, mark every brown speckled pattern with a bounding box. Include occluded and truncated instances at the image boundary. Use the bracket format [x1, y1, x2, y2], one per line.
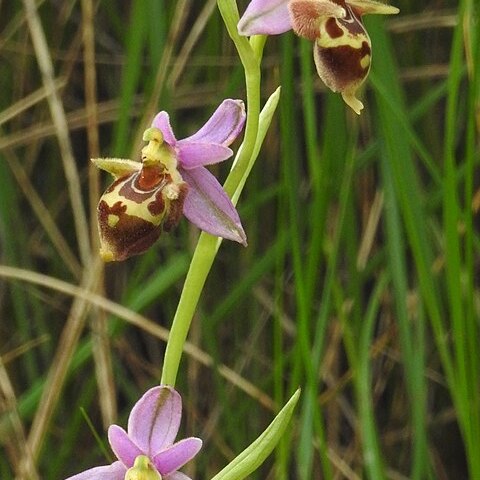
[98, 199, 162, 261]
[97, 165, 187, 261]
[315, 40, 370, 91]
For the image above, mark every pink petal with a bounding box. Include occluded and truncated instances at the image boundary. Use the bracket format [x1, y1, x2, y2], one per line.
[238, 0, 292, 35]
[177, 142, 233, 169]
[127, 386, 182, 456]
[181, 99, 245, 146]
[165, 472, 192, 480]
[151, 112, 177, 146]
[108, 425, 143, 467]
[153, 438, 202, 476]
[181, 167, 247, 246]
[64, 461, 126, 480]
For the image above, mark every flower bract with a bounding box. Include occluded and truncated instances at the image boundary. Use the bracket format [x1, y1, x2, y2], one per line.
[65, 386, 202, 480]
[238, 0, 399, 114]
[93, 99, 247, 261]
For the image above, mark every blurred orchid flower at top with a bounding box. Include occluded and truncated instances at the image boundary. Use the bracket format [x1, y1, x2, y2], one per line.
[238, 0, 399, 114]
[92, 99, 247, 261]
[65, 386, 202, 480]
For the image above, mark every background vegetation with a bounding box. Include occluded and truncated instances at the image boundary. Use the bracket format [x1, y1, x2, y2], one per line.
[0, 0, 478, 479]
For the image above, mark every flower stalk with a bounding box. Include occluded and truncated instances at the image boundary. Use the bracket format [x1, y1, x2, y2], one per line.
[160, 0, 266, 386]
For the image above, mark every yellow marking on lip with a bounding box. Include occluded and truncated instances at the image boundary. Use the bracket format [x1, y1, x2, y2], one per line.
[360, 53, 371, 69]
[99, 247, 115, 262]
[101, 178, 168, 226]
[318, 18, 369, 49]
[107, 214, 120, 227]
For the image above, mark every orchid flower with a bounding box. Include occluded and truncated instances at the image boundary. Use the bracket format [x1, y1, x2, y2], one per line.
[92, 99, 247, 261]
[238, 0, 399, 114]
[66, 386, 202, 480]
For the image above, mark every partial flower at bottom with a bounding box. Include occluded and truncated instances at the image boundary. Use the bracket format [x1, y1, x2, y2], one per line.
[65, 386, 202, 480]
[238, 0, 399, 114]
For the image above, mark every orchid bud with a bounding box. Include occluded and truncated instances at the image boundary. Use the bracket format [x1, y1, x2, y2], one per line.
[288, 0, 399, 114]
[125, 456, 162, 480]
[92, 128, 188, 262]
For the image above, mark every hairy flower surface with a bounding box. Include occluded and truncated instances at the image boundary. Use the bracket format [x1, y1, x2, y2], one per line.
[238, 0, 399, 114]
[65, 386, 202, 480]
[93, 99, 247, 261]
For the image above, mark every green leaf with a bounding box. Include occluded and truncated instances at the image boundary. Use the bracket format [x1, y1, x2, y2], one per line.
[231, 86, 281, 205]
[211, 389, 300, 480]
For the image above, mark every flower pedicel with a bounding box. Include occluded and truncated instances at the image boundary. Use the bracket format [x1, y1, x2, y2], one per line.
[93, 99, 247, 261]
[238, 0, 399, 114]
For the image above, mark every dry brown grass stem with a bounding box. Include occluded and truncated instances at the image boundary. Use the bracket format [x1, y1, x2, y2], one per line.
[3, 150, 82, 277]
[168, 0, 218, 89]
[399, 65, 451, 82]
[327, 446, 362, 480]
[22, 0, 91, 266]
[0, 358, 39, 480]
[0, 0, 45, 51]
[0, 78, 66, 127]
[1, 336, 50, 365]
[253, 285, 296, 336]
[357, 190, 384, 270]
[388, 11, 458, 33]
[0, 97, 143, 151]
[81, 0, 100, 218]
[0, 265, 276, 412]
[81, 0, 117, 428]
[24, 258, 103, 463]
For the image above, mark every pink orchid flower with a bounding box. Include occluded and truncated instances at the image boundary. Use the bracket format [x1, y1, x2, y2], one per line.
[66, 386, 202, 480]
[93, 99, 246, 261]
[238, 0, 399, 114]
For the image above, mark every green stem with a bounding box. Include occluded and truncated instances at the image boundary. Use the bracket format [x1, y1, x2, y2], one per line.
[161, 0, 262, 386]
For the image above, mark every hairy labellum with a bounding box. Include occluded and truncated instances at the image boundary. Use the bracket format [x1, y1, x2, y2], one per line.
[93, 128, 188, 262]
[313, 1, 370, 114]
[97, 166, 187, 262]
[288, 0, 399, 114]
